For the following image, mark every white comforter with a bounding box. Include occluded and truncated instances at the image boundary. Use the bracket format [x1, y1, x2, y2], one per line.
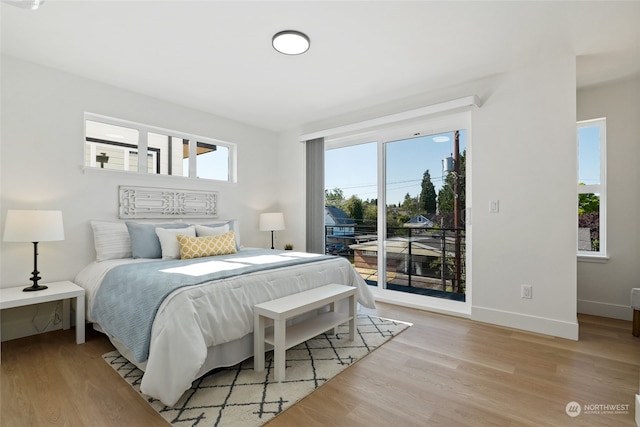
[75, 252, 375, 406]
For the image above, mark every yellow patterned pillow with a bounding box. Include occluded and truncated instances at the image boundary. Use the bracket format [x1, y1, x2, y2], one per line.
[178, 231, 237, 259]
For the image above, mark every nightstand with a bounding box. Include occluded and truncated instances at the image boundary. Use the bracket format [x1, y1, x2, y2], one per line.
[0, 281, 85, 344]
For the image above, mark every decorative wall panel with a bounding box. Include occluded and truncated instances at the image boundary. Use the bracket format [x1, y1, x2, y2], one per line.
[119, 186, 218, 219]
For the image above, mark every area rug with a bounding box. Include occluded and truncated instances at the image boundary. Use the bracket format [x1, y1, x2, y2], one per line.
[103, 314, 410, 426]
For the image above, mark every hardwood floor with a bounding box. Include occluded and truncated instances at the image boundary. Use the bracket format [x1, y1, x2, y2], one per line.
[2, 303, 638, 426]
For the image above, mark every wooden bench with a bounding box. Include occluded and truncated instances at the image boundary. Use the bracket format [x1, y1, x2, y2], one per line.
[253, 284, 356, 382]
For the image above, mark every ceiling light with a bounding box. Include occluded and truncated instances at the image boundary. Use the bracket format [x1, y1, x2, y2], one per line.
[1, 0, 45, 10]
[272, 30, 310, 55]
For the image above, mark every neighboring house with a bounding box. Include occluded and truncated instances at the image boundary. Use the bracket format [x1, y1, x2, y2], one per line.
[404, 215, 434, 228]
[325, 206, 355, 237]
[325, 206, 355, 255]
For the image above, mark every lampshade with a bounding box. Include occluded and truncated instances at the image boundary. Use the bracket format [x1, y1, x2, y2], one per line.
[3, 210, 65, 242]
[259, 212, 285, 231]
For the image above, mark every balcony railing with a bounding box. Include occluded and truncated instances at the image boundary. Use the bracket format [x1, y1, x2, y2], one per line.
[325, 225, 466, 300]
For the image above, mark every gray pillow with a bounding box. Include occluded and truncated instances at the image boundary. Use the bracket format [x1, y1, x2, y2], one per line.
[125, 222, 191, 258]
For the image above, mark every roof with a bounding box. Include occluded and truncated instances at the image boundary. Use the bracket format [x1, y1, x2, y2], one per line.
[404, 215, 434, 228]
[325, 206, 355, 226]
[350, 238, 448, 258]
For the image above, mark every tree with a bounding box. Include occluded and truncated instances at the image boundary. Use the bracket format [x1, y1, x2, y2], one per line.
[363, 203, 377, 225]
[578, 183, 600, 214]
[325, 188, 344, 207]
[344, 195, 364, 224]
[419, 169, 437, 214]
[401, 192, 419, 217]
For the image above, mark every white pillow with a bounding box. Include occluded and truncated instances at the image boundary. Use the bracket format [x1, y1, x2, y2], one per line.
[156, 225, 196, 259]
[195, 223, 229, 237]
[196, 220, 241, 249]
[91, 221, 132, 261]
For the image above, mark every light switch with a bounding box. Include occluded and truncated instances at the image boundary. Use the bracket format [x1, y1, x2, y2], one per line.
[490, 200, 499, 213]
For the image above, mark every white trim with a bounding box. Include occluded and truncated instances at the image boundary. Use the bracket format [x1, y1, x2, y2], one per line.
[301, 95, 481, 141]
[472, 305, 579, 340]
[577, 117, 606, 257]
[83, 112, 237, 183]
[577, 298, 633, 321]
[376, 138, 386, 291]
[577, 254, 609, 263]
[370, 288, 470, 318]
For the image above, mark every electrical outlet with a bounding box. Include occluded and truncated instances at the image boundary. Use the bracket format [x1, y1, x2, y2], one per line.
[521, 284, 532, 299]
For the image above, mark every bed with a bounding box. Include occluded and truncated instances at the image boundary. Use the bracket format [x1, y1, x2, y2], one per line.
[74, 218, 376, 406]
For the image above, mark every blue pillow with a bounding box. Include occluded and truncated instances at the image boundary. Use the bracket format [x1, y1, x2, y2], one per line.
[125, 222, 191, 258]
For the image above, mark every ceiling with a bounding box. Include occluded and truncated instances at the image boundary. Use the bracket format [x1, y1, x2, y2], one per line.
[2, 1, 639, 132]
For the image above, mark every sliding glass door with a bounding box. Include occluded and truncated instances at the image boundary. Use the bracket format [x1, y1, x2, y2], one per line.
[383, 130, 466, 301]
[324, 114, 469, 303]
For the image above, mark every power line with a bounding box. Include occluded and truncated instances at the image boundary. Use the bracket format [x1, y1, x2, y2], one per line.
[328, 175, 447, 191]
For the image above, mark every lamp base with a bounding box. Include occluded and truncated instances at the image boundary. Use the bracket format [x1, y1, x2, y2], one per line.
[23, 284, 48, 292]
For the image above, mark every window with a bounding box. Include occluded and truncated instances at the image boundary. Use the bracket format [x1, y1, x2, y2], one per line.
[84, 113, 236, 182]
[577, 118, 606, 258]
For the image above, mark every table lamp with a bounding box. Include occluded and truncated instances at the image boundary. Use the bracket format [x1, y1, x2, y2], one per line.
[259, 212, 285, 250]
[3, 210, 65, 291]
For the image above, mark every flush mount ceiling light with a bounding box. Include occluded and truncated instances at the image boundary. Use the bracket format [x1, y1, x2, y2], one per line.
[272, 30, 310, 55]
[1, 0, 45, 10]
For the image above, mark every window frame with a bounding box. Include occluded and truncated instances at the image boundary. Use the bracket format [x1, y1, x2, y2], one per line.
[83, 113, 237, 183]
[577, 117, 607, 261]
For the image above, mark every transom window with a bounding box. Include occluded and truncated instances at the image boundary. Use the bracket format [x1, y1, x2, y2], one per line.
[84, 113, 236, 182]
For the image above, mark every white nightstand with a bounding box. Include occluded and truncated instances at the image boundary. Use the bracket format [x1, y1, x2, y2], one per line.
[0, 281, 85, 344]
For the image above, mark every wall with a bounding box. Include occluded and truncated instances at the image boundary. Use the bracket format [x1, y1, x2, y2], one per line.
[577, 75, 640, 320]
[278, 55, 579, 339]
[471, 56, 578, 339]
[1, 54, 585, 341]
[1, 55, 279, 339]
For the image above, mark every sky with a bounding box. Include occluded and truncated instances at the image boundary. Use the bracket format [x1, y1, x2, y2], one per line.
[578, 124, 601, 186]
[183, 146, 229, 181]
[326, 123, 601, 207]
[325, 130, 467, 206]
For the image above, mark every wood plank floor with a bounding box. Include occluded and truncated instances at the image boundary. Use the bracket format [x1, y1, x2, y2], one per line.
[2, 303, 638, 426]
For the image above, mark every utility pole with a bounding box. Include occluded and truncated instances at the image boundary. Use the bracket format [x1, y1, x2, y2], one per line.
[453, 131, 462, 293]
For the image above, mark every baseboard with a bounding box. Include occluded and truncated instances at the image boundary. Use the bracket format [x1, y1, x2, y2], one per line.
[578, 299, 633, 321]
[370, 288, 471, 319]
[0, 301, 63, 342]
[472, 305, 579, 340]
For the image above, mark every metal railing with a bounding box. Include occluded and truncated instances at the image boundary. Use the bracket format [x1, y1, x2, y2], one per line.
[325, 225, 466, 296]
